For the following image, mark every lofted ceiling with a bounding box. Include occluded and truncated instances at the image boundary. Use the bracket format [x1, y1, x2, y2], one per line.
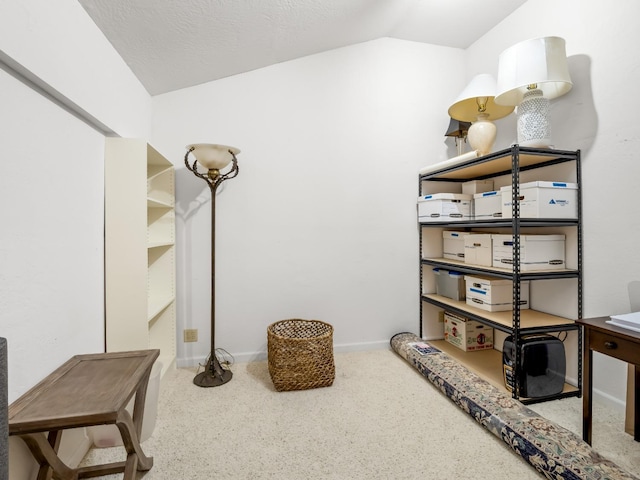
[78, 0, 526, 96]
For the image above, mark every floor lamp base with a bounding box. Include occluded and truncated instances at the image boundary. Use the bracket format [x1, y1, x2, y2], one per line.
[193, 356, 233, 388]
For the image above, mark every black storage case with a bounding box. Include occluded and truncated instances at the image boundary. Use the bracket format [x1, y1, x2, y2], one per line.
[503, 334, 566, 398]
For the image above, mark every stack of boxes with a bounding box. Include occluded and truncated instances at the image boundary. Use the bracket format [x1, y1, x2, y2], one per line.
[417, 179, 578, 222]
[419, 178, 576, 352]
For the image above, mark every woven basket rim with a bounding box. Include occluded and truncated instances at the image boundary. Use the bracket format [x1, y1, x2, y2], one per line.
[267, 318, 333, 340]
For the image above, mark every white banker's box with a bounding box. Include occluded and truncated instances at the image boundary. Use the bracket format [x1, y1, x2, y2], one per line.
[492, 234, 566, 271]
[443, 231, 471, 260]
[462, 179, 494, 195]
[501, 181, 578, 219]
[417, 193, 472, 222]
[473, 190, 502, 219]
[464, 234, 492, 267]
[465, 275, 530, 312]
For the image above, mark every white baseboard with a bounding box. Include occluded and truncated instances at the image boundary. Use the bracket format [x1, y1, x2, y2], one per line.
[593, 387, 626, 412]
[176, 340, 391, 368]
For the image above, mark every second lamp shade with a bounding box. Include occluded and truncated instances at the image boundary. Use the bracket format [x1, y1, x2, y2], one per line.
[448, 74, 514, 156]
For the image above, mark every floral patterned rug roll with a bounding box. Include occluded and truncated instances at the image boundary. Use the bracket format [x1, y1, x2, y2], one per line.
[390, 332, 638, 480]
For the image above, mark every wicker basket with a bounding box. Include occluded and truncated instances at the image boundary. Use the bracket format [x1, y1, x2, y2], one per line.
[267, 319, 335, 392]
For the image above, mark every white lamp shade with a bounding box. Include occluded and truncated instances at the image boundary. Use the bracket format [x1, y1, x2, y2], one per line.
[186, 144, 240, 170]
[448, 74, 514, 122]
[495, 36, 572, 106]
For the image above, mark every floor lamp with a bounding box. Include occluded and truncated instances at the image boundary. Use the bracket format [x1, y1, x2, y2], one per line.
[184, 143, 240, 388]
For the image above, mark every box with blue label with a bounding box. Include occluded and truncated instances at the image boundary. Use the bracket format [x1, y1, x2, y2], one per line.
[492, 234, 565, 271]
[465, 275, 530, 312]
[444, 311, 494, 351]
[473, 190, 502, 219]
[433, 268, 465, 301]
[417, 193, 472, 222]
[501, 181, 578, 219]
[442, 231, 471, 260]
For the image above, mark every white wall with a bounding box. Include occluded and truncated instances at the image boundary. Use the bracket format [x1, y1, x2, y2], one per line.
[0, 62, 107, 480]
[465, 0, 640, 405]
[0, 0, 151, 400]
[0, 0, 151, 138]
[0, 1, 152, 478]
[151, 38, 466, 366]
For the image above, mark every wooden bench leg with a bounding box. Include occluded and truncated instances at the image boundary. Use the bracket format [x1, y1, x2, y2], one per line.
[123, 452, 139, 479]
[116, 409, 153, 473]
[19, 432, 77, 480]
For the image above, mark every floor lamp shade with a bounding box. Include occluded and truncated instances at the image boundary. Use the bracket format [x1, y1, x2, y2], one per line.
[187, 144, 240, 170]
[448, 74, 514, 156]
[495, 36, 573, 147]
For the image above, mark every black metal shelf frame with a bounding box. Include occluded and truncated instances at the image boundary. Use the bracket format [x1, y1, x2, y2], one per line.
[418, 145, 583, 402]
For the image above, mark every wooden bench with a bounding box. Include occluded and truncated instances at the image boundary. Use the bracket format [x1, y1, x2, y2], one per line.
[9, 349, 159, 480]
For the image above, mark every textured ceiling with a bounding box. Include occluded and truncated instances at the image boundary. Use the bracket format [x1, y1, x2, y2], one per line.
[78, 0, 526, 96]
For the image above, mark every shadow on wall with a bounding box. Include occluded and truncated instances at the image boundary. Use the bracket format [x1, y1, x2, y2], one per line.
[553, 54, 598, 156]
[174, 164, 234, 363]
[174, 165, 213, 362]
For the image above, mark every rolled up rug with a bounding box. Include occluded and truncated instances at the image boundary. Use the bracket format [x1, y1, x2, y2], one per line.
[390, 332, 638, 480]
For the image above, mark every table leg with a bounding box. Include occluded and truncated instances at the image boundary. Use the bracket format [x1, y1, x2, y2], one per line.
[19, 432, 77, 480]
[116, 409, 153, 474]
[130, 369, 151, 441]
[582, 330, 593, 445]
[635, 365, 640, 442]
[37, 430, 63, 480]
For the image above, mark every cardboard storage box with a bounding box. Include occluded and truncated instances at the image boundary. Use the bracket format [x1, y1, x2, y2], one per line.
[465, 275, 530, 312]
[442, 231, 471, 260]
[417, 193, 472, 222]
[492, 234, 566, 271]
[501, 181, 578, 219]
[433, 268, 465, 301]
[473, 191, 502, 219]
[444, 311, 494, 351]
[462, 179, 494, 195]
[464, 234, 492, 267]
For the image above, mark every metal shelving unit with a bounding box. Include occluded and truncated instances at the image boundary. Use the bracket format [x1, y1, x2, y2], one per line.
[418, 145, 582, 404]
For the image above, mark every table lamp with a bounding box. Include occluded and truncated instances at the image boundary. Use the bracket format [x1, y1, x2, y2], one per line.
[495, 36, 573, 148]
[448, 74, 514, 157]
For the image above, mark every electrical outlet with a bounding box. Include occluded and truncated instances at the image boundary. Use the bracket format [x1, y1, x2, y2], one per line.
[183, 329, 198, 342]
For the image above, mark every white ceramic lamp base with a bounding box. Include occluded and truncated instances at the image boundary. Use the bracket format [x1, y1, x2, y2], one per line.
[467, 113, 497, 157]
[517, 89, 551, 148]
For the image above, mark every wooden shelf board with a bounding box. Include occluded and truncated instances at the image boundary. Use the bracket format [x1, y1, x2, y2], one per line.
[425, 339, 578, 399]
[148, 296, 175, 322]
[147, 241, 174, 249]
[422, 257, 577, 277]
[147, 197, 173, 208]
[420, 149, 576, 181]
[422, 294, 576, 330]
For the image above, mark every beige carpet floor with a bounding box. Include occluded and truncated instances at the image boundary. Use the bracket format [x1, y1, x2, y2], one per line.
[82, 348, 639, 479]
